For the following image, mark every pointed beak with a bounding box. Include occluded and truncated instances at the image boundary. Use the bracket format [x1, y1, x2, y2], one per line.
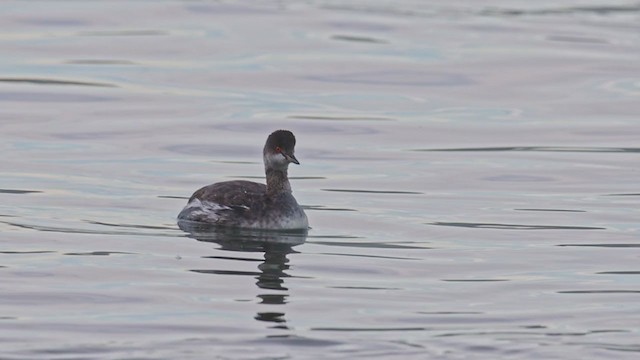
[284, 152, 300, 165]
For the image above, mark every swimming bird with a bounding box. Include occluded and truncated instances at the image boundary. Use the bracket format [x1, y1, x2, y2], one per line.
[178, 130, 308, 230]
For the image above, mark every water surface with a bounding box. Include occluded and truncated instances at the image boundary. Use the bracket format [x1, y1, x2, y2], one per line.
[1, 1, 639, 359]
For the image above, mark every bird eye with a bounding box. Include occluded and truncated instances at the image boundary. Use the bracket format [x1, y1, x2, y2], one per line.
[275, 146, 282, 153]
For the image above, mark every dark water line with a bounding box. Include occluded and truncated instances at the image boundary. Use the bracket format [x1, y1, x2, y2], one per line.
[190, 269, 262, 276]
[436, 329, 626, 338]
[306, 72, 471, 87]
[480, 4, 640, 17]
[558, 244, 640, 248]
[331, 34, 388, 44]
[559, 290, 640, 294]
[312, 327, 430, 332]
[0, 78, 116, 88]
[318, 252, 421, 260]
[303, 205, 358, 212]
[417, 311, 484, 315]
[0, 250, 55, 254]
[429, 222, 606, 230]
[78, 30, 168, 37]
[329, 286, 402, 290]
[322, 189, 423, 195]
[442, 279, 509, 282]
[514, 208, 586, 213]
[0, 220, 185, 237]
[414, 146, 640, 153]
[599, 345, 640, 353]
[232, 176, 325, 180]
[85, 220, 178, 231]
[203, 255, 263, 262]
[64, 251, 136, 256]
[0, 189, 42, 194]
[305, 235, 364, 239]
[309, 241, 427, 249]
[65, 59, 137, 65]
[289, 115, 394, 121]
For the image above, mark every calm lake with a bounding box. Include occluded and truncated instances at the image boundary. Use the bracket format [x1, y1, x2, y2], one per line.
[1, 1, 639, 359]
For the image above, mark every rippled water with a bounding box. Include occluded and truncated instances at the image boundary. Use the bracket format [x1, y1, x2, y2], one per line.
[1, 1, 639, 359]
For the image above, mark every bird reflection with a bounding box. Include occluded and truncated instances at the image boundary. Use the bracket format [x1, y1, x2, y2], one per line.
[178, 220, 307, 329]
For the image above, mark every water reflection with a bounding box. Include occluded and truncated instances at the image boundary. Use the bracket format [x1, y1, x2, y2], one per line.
[179, 221, 306, 329]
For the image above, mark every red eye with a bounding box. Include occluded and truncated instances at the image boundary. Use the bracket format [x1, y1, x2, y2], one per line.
[275, 146, 282, 153]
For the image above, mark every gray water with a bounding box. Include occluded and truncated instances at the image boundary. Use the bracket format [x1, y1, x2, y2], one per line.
[1, 1, 639, 359]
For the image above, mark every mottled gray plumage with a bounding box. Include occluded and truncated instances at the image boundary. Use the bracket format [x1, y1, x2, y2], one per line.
[178, 130, 308, 230]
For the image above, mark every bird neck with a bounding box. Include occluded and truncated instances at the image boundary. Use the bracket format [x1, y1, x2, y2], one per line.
[265, 167, 291, 196]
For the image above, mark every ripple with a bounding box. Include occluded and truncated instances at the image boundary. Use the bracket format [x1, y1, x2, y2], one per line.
[289, 115, 393, 122]
[0, 250, 55, 254]
[19, 17, 88, 26]
[558, 243, 640, 248]
[329, 286, 402, 290]
[480, 4, 640, 17]
[0, 292, 145, 305]
[158, 195, 189, 200]
[417, 311, 484, 315]
[515, 208, 586, 213]
[78, 30, 168, 37]
[85, 220, 177, 231]
[413, 146, 640, 153]
[212, 122, 379, 136]
[559, 290, 640, 294]
[442, 279, 509, 282]
[601, 79, 640, 97]
[546, 34, 609, 44]
[64, 251, 135, 256]
[307, 71, 471, 87]
[331, 34, 387, 44]
[312, 326, 428, 332]
[310, 240, 427, 250]
[52, 131, 128, 140]
[0, 189, 42, 195]
[307, 235, 363, 239]
[600, 344, 640, 353]
[0, 91, 116, 102]
[320, 252, 420, 260]
[597, 271, 640, 275]
[322, 189, 423, 194]
[252, 334, 344, 347]
[235, 176, 325, 180]
[483, 175, 554, 182]
[213, 160, 259, 165]
[65, 59, 137, 65]
[435, 330, 549, 338]
[0, 220, 181, 237]
[203, 255, 262, 262]
[428, 222, 605, 230]
[163, 143, 247, 156]
[0, 77, 116, 88]
[303, 205, 357, 212]
[190, 269, 262, 276]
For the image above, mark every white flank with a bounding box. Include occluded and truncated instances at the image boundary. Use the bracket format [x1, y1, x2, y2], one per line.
[182, 199, 231, 222]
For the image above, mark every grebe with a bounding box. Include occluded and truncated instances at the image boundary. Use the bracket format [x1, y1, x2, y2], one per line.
[178, 130, 308, 230]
